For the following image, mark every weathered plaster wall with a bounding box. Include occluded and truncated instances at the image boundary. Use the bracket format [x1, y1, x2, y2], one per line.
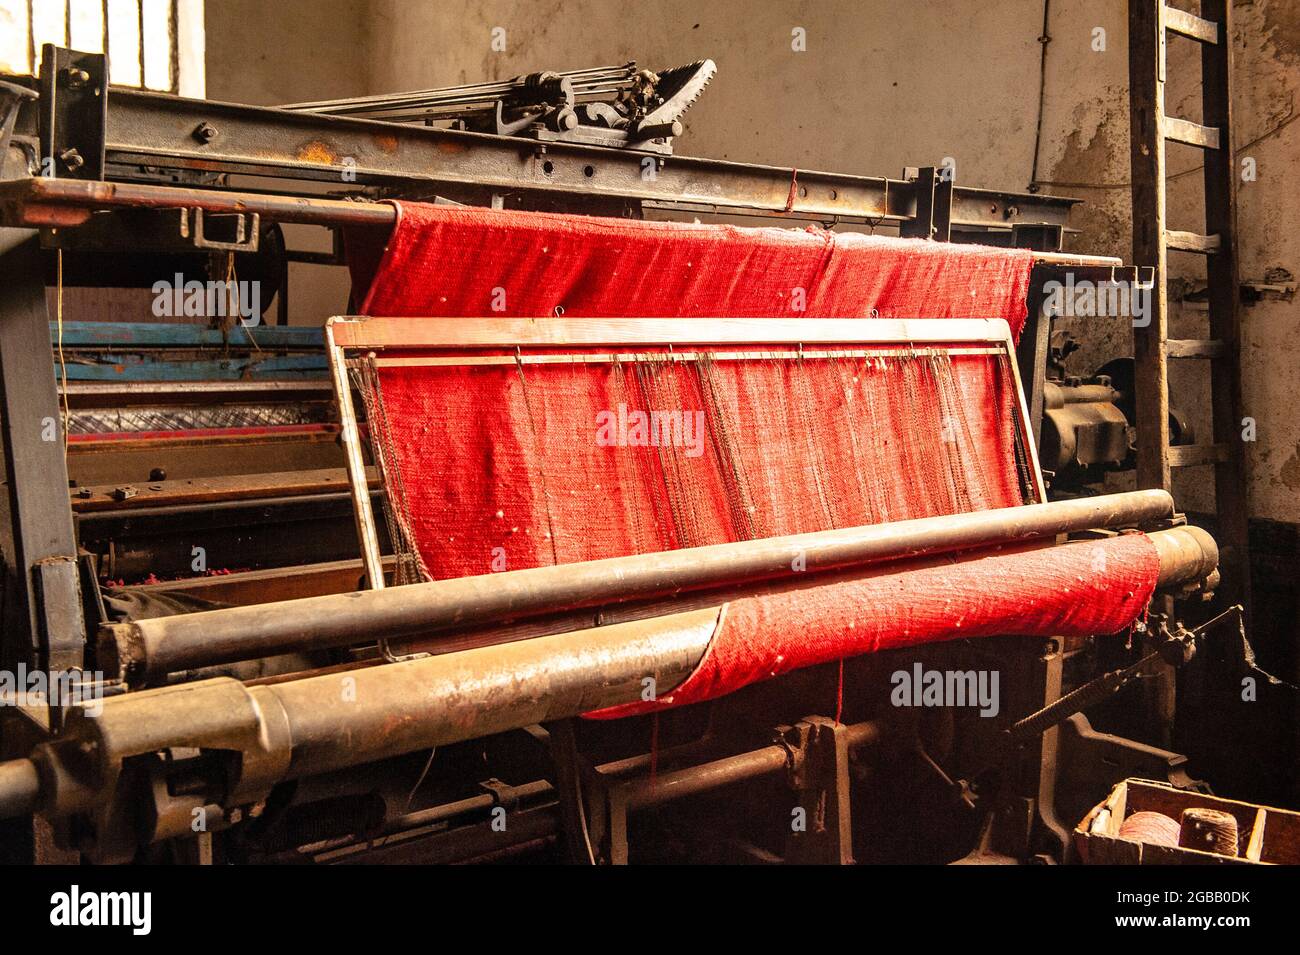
[205, 0, 373, 105]
[1225, 0, 1300, 525]
[204, 0, 376, 323]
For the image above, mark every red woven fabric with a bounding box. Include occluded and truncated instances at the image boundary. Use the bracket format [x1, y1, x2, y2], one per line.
[348, 202, 1036, 339]
[591, 534, 1159, 718]
[345, 202, 1160, 715]
[375, 352, 1025, 579]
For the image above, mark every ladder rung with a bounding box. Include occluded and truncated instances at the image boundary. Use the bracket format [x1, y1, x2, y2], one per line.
[1164, 5, 1219, 44]
[1169, 443, 1231, 468]
[1165, 230, 1222, 253]
[1166, 338, 1227, 358]
[1164, 116, 1221, 150]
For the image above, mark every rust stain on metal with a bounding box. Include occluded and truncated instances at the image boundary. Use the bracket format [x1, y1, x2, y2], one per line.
[297, 140, 339, 165]
[373, 133, 399, 154]
[380, 712, 414, 738]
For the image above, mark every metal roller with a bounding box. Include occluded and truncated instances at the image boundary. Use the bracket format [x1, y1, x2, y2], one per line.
[103, 490, 1179, 685]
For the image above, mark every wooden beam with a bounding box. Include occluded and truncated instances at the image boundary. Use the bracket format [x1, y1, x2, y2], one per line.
[1168, 443, 1230, 467]
[1165, 338, 1227, 359]
[1164, 5, 1219, 44]
[1201, 0, 1253, 611]
[1164, 116, 1221, 150]
[1165, 229, 1221, 253]
[1130, 0, 1172, 492]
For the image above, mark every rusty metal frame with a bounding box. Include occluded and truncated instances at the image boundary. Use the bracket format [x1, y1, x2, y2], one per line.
[325, 316, 1048, 662]
[6, 54, 1084, 231]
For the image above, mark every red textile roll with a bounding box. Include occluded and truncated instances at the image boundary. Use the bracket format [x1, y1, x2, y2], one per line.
[590, 534, 1159, 718]
[346, 202, 1036, 340]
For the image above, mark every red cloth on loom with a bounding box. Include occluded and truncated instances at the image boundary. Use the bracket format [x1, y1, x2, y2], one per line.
[591, 534, 1159, 718]
[347, 202, 1037, 340]
[345, 201, 1159, 716]
[373, 352, 1025, 578]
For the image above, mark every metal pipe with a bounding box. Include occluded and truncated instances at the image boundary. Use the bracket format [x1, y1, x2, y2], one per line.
[1148, 524, 1219, 587]
[0, 758, 39, 818]
[2, 165, 1088, 233]
[103, 491, 1177, 683]
[269, 608, 719, 779]
[1, 607, 718, 820]
[622, 720, 883, 811]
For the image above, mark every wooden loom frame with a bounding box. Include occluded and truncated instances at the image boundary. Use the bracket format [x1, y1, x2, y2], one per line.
[325, 316, 1048, 659]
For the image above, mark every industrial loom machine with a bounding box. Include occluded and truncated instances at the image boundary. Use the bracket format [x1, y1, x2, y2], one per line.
[0, 48, 1230, 865]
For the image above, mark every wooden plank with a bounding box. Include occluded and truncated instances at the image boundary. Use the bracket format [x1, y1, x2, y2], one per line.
[69, 467, 378, 513]
[1165, 338, 1227, 358]
[1165, 229, 1222, 253]
[1201, 0, 1252, 611]
[1164, 5, 1219, 44]
[1130, 0, 1172, 492]
[119, 556, 397, 605]
[1246, 809, 1267, 863]
[1164, 116, 1221, 150]
[1168, 443, 1231, 467]
[328, 316, 1016, 350]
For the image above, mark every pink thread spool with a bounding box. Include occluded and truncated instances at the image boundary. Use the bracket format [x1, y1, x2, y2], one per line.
[1118, 811, 1181, 847]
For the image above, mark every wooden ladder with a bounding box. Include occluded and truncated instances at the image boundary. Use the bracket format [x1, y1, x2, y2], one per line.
[1129, 0, 1251, 610]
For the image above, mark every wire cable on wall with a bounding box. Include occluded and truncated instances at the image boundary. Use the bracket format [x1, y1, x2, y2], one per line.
[1028, 0, 1053, 193]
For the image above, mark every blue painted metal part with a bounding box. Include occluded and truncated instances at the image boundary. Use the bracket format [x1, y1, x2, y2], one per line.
[51, 321, 325, 349]
[50, 321, 329, 381]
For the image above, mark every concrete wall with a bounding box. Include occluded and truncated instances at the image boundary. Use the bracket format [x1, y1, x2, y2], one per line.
[205, 0, 373, 105]
[205, 0, 1300, 524]
[1223, 1, 1300, 526]
[204, 0, 376, 324]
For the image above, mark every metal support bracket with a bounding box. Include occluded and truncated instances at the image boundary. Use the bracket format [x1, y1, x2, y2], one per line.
[900, 165, 953, 241]
[37, 45, 107, 181]
[188, 208, 260, 252]
[781, 717, 855, 864]
[0, 238, 87, 724]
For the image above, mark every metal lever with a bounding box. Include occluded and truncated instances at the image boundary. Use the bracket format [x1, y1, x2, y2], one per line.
[1010, 604, 1243, 742]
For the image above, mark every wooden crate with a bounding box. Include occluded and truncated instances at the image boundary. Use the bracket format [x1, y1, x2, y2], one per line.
[1074, 778, 1300, 865]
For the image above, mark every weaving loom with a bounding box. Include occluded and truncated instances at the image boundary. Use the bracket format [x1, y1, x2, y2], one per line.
[330, 202, 1165, 714]
[0, 36, 1250, 870]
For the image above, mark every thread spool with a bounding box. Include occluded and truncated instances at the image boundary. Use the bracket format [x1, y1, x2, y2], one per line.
[1118, 811, 1181, 847]
[1179, 808, 1239, 857]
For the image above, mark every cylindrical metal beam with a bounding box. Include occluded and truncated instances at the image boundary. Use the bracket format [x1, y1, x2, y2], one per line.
[1148, 524, 1219, 588]
[6, 606, 721, 819]
[0, 758, 40, 819]
[105, 490, 1177, 684]
[622, 720, 884, 811]
[270, 608, 719, 779]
